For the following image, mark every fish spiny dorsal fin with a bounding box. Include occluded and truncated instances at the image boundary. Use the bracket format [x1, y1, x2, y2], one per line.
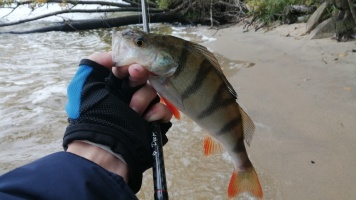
[239, 106, 255, 146]
[203, 135, 225, 156]
[188, 42, 237, 99]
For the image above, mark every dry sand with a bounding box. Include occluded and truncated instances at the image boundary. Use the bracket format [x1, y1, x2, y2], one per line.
[202, 23, 356, 200]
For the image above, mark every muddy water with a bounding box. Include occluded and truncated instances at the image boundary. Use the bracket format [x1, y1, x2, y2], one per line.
[0, 24, 277, 199]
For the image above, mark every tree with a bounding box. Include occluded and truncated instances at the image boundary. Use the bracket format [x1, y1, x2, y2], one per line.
[0, 0, 249, 34]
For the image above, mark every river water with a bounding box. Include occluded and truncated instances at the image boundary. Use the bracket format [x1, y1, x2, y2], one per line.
[0, 21, 278, 199]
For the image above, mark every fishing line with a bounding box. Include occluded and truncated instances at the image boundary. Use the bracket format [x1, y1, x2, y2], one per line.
[141, 0, 149, 32]
[147, 1, 151, 25]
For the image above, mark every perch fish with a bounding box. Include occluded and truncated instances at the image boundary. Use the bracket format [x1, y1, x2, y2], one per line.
[112, 29, 263, 199]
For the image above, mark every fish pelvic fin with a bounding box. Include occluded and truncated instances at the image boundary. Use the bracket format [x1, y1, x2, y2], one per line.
[203, 135, 225, 156]
[161, 97, 180, 120]
[228, 168, 263, 199]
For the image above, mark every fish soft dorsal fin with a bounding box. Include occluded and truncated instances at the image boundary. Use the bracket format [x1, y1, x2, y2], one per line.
[187, 42, 237, 99]
[239, 106, 255, 146]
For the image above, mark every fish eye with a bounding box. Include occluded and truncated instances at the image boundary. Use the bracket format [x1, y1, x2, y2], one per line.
[135, 37, 144, 47]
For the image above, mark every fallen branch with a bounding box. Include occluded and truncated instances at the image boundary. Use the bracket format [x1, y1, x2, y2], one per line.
[0, 7, 165, 27]
[243, 16, 256, 32]
[1, 4, 20, 18]
[13, 0, 132, 7]
[217, 0, 247, 10]
[122, 0, 157, 8]
[0, 12, 187, 34]
[285, 5, 316, 15]
[0, 0, 254, 33]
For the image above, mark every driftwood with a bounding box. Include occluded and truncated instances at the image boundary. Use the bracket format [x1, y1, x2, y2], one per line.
[0, 8, 165, 27]
[283, 5, 316, 24]
[9, 0, 132, 7]
[0, 0, 176, 34]
[0, 0, 251, 34]
[285, 5, 316, 15]
[0, 12, 187, 34]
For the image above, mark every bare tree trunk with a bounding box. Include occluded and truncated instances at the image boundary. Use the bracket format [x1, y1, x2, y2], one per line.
[0, 0, 251, 33]
[0, 12, 187, 34]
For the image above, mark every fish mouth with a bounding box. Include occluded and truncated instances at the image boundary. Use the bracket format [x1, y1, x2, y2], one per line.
[148, 71, 159, 76]
[112, 31, 123, 66]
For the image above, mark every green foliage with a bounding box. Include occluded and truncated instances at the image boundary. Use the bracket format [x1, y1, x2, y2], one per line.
[0, 0, 15, 7]
[156, 0, 172, 9]
[246, 0, 320, 22]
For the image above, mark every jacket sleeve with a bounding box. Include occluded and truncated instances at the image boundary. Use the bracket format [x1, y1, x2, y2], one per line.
[0, 152, 138, 200]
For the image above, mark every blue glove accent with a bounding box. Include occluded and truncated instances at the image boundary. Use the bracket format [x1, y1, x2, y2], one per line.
[66, 65, 93, 119]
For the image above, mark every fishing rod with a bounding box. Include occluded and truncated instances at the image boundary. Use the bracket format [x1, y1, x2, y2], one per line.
[140, 0, 168, 199]
[141, 0, 149, 33]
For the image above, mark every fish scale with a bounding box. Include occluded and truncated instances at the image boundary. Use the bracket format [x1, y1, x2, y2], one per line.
[112, 29, 263, 199]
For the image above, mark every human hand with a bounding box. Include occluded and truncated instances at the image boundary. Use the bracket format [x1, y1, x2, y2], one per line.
[63, 52, 172, 193]
[87, 52, 172, 122]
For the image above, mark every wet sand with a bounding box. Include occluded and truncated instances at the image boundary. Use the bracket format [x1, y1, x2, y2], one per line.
[202, 23, 356, 199]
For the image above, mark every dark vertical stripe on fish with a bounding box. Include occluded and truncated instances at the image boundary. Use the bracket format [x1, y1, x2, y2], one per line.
[181, 59, 213, 100]
[197, 83, 236, 119]
[233, 138, 246, 153]
[216, 116, 242, 135]
[172, 41, 189, 78]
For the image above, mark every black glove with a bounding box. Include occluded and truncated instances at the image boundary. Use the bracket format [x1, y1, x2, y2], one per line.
[63, 59, 172, 193]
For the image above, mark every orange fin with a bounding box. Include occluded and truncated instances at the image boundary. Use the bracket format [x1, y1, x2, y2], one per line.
[161, 97, 180, 120]
[228, 169, 263, 199]
[203, 135, 225, 156]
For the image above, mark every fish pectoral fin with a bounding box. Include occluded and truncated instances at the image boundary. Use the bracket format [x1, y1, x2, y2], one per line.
[203, 135, 225, 156]
[228, 169, 263, 199]
[239, 106, 255, 146]
[161, 97, 180, 120]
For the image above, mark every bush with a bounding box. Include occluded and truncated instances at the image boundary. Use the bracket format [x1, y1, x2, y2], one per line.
[246, 0, 320, 22]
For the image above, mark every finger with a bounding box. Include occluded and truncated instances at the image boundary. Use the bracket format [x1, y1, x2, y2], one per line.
[127, 64, 149, 87]
[87, 52, 113, 70]
[112, 65, 129, 79]
[144, 103, 173, 122]
[112, 64, 149, 87]
[130, 84, 157, 115]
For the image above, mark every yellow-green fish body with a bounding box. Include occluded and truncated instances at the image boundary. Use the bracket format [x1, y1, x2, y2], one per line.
[112, 29, 263, 199]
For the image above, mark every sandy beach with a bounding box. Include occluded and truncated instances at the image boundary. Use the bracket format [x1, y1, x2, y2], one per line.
[201, 23, 356, 199]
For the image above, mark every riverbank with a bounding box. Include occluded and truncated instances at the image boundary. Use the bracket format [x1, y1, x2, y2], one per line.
[202, 23, 356, 199]
[0, 22, 355, 199]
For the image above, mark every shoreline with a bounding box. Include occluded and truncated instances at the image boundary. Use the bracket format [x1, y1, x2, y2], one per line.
[203, 23, 356, 199]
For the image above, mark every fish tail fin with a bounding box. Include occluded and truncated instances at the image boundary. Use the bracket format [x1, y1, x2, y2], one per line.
[160, 97, 180, 119]
[228, 168, 263, 199]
